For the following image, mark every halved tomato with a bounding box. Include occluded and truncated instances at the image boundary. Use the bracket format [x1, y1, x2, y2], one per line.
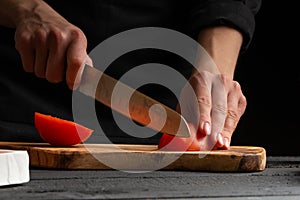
[158, 123, 203, 151]
[34, 112, 93, 146]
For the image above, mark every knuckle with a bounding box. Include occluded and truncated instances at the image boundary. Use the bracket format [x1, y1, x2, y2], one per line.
[189, 73, 210, 91]
[188, 76, 199, 87]
[190, 72, 203, 83]
[50, 28, 65, 44]
[227, 109, 239, 120]
[224, 110, 241, 134]
[15, 31, 30, 42]
[232, 81, 241, 90]
[69, 28, 85, 40]
[196, 96, 211, 107]
[212, 103, 227, 115]
[34, 29, 47, 44]
[15, 32, 31, 50]
[189, 71, 197, 79]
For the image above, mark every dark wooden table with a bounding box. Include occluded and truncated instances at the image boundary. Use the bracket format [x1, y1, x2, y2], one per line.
[1, 156, 299, 200]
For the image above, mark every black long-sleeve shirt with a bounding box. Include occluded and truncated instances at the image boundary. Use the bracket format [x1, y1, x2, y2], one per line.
[0, 0, 261, 142]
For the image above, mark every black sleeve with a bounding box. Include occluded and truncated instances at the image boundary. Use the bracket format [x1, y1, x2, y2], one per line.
[185, 0, 262, 51]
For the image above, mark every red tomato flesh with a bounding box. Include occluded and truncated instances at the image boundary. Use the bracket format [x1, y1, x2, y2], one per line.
[34, 112, 93, 146]
[158, 123, 202, 151]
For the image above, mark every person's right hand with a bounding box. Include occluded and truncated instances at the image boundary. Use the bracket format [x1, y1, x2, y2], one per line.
[14, 1, 90, 89]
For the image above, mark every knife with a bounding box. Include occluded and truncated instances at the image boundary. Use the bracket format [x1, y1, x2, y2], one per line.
[78, 64, 190, 138]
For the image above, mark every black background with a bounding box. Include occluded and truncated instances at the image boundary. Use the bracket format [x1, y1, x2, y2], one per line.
[0, 1, 298, 156]
[231, 2, 300, 155]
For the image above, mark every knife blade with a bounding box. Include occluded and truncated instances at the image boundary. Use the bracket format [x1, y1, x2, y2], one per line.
[78, 64, 190, 138]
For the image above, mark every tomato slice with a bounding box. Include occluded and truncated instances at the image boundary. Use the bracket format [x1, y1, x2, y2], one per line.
[158, 123, 203, 151]
[34, 112, 93, 146]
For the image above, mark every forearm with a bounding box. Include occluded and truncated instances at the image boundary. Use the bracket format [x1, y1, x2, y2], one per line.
[197, 26, 243, 79]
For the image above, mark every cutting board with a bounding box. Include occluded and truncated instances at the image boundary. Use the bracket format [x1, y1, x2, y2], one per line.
[0, 142, 266, 172]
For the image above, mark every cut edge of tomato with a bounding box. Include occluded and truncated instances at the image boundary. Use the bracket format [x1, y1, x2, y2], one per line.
[34, 112, 94, 146]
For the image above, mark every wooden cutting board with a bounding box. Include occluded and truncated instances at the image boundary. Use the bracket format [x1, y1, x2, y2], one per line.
[0, 142, 266, 172]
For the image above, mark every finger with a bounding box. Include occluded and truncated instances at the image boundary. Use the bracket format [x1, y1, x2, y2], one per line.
[189, 71, 212, 136]
[177, 81, 198, 124]
[45, 28, 67, 83]
[210, 75, 227, 149]
[221, 81, 243, 149]
[66, 30, 88, 90]
[15, 32, 35, 73]
[34, 30, 48, 78]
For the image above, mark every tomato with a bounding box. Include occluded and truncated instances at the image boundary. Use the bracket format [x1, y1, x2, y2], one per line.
[34, 112, 93, 146]
[158, 123, 203, 151]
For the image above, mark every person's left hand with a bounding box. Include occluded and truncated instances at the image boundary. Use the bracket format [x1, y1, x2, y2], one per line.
[177, 70, 247, 150]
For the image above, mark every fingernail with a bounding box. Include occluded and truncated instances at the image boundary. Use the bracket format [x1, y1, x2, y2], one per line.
[224, 138, 230, 149]
[203, 122, 211, 135]
[218, 133, 224, 146]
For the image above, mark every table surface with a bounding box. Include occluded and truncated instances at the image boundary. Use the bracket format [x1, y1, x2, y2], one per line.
[1, 156, 299, 200]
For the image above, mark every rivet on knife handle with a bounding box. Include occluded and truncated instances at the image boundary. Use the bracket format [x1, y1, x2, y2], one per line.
[78, 65, 190, 138]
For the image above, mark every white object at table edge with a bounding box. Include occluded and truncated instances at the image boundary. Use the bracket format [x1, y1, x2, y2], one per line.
[0, 149, 30, 186]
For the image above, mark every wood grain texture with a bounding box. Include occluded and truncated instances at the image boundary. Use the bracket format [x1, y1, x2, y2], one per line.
[0, 142, 266, 172]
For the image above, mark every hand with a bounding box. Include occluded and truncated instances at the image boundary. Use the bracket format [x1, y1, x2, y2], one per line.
[177, 70, 247, 150]
[13, 1, 90, 89]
